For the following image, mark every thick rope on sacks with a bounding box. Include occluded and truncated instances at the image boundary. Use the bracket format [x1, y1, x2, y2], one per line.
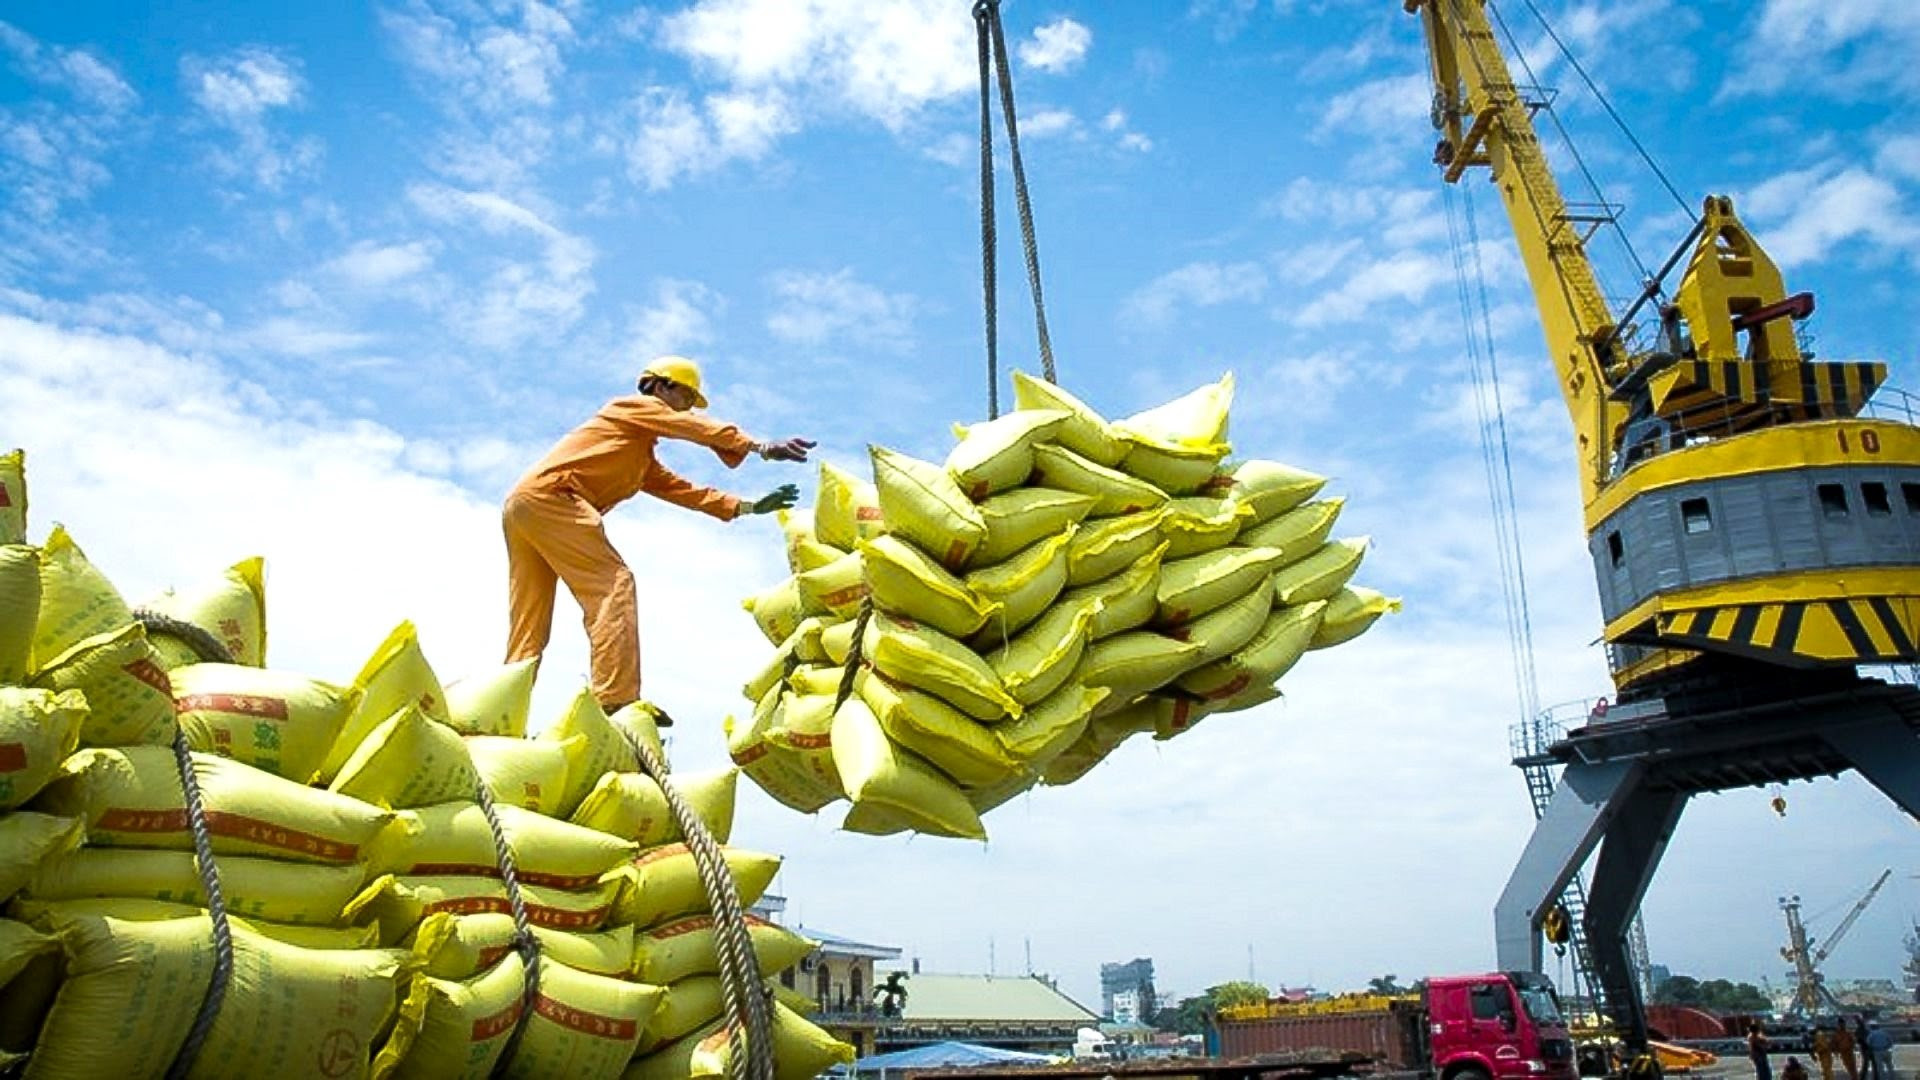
[730, 374, 1398, 839]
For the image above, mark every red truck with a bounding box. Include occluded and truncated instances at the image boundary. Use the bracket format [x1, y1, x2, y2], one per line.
[1215, 973, 1578, 1080]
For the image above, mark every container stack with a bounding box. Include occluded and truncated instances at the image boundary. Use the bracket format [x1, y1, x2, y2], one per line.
[734, 374, 1399, 840]
[0, 449, 850, 1080]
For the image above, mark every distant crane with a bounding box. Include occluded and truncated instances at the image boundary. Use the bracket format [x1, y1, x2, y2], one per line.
[1780, 869, 1893, 1018]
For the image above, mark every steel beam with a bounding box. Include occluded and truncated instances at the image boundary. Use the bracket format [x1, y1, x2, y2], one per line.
[1824, 713, 1920, 820]
[1494, 759, 1642, 973]
[1584, 786, 1686, 1050]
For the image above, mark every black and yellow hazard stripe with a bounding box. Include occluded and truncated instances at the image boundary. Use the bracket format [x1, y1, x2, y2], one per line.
[1657, 595, 1920, 665]
[1795, 360, 1885, 416]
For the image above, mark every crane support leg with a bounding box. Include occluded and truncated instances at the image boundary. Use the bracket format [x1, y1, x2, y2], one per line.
[1823, 714, 1920, 820]
[1494, 760, 1644, 973]
[1584, 788, 1686, 1052]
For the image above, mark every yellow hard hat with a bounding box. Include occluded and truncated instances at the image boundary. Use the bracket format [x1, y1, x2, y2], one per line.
[640, 355, 708, 408]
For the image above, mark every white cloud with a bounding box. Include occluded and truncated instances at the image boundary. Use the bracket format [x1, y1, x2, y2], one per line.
[626, 278, 724, 371]
[383, 0, 576, 113]
[181, 48, 319, 189]
[323, 241, 435, 289]
[406, 183, 596, 348]
[1261, 177, 1445, 248]
[1295, 249, 1453, 327]
[1314, 73, 1429, 141]
[1725, 0, 1920, 99]
[765, 268, 916, 352]
[245, 316, 381, 359]
[1741, 164, 1920, 267]
[1019, 18, 1091, 75]
[1122, 261, 1268, 329]
[623, 86, 797, 191]
[1019, 108, 1076, 140]
[1876, 134, 1920, 183]
[0, 21, 139, 112]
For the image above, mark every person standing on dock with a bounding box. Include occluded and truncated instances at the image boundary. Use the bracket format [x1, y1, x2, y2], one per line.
[1815, 1023, 1837, 1080]
[1752, 1024, 1776, 1080]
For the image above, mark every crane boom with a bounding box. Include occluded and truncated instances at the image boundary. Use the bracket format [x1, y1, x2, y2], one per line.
[1813, 868, 1892, 967]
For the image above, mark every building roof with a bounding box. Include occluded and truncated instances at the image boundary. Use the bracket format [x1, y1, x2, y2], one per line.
[885, 973, 1101, 1024]
[792, 926, 902, 961]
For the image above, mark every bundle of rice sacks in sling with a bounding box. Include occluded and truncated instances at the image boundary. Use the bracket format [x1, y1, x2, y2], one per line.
[732, 375, 1398, 839]
[0, 447, 848, 1080]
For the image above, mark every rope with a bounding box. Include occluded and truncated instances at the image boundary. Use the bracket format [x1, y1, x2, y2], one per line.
[831, 599, 875, 715]
[133, 608, 235, 665]
[163, 724, 235, 1080]
[474, 780, 542, 1078]
[973, 0, 1058, 420]
[614, 716, 773, 1080]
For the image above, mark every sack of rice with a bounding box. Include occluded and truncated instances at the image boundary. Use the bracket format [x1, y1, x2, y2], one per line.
[1312, 586, 1400, 648]
[1155, 545, 1285, 625]
[1161, 495, 1253, 559]
[10, 896, 383, 950]
[794, 548, 867, 619]
[971, 487, 1098, 567]
[544, 690, 666, 817]
[0, 916, 59, 1061]
[443, 658, 537, 737]
[1113, 371, 1234, 453]
[173, 662, 361, 783]
[320, 620, 451, 783]
[741, 576, 815, 646]
[1065, 510, 1167, 587]
[367, 801, 635, 888]
[1273, 537, 1369, 606]
[1076, 631, 1207, 704]
[0, 544, 39, 684]
[1215, 460, 1327, 524]
[1010, 371, 1128, 466]
[777, 509, 843, 572]
[623, 1001, 853, 1080]
[967, 527, 1074, 641]
[406, 911, 635, 980]
[0, 686, 86, 809]
[1030, 444, 1167, 518]
[870, 446, 986, 570]
[1178, 600, 1328, 701]
[855, 670, 1013, 788]
[814, 462, 884, 550]
[985, 600, 1098, 706]
[25, 846, 371, 925]
[140, 556, 268, 669]
[1239, 496, 1343, 560]
[944, 409, 1068, 499]
[329, 706, 484, 809]
[31, 525, 132, 673]
[862, 534, 997, 639]
[0, 449, 25, 545]
[629, 914, 815, 986]
[1163, 581, 1274, 664]
[608, 845, 780, 930]
[764, 692, 842, 802]
[31, 622, 175, 747]
[0, 811, 84, 901]
[725, 690, 841, 815]
[570, 767, 737, 847]
[353, 874, 623, 943]
[862, 611, 1020, 721]
[469, 733, 585, 816]
[992, 682, 1110, 767]
[1059, 545, 1164, 639]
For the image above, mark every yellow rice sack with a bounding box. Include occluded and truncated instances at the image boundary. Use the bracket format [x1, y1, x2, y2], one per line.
[0, 686, 86, 809]
[856, 670, 1013, 787]
[41, 744, 395, 864]
[1077, 632, 1207, 703]
[1177, 600, 1328, 701]
[765, 692, 843, 799]
[833, 697, 986, 839]
[967, 526, 1074, 641]
[25, 913, 405, 1080]
[353, 874, 622, 943]
[1113, 372, 1235, 453]
[0, 544, 38, 684]
[609, 844, 780, 930]
[1274, 537, 1369, 605]
[1153, 683, 1283, 740]
[777, 508, 844, 571]
[870, 445, 988, 570]
[782, 663, 842, 698]
[1010, 371, 1127, 466]
[1164, 579, 1275, 663]
[1039, 707, 1157, 786]
[787, 616, 838, 664]
[1239, 496, 1344, 560]
[630, 913, 815, 986]
[965, 768, 1040, 814]
[1156, 545, 1285, 624]
[725, 690, 841, 815]
[1060, 545, 1164, 639]
[1218, 459, 1327, 524]
[25, 846, 369, 925]
[992, 682, 1110, 766]
[31, 524, 132, 673]
[742, 576, 814, 646]
[814, 461, 885, 550]
[470, 733, 584, 816]
[625, 1001, 853, 1080]
[862, 534, 997, 639]
[0, 916, 60, 1050]
[10, 897, 382, 950]
[141, 556, 269, 669]
[173, 662, 361, 783]
[794, 548, 868, 618]
[545, 690, 666, 817]
[443, 658, 537, 737]
[1066, 510, 1168, 586]
[986, 600, 1097, 706]
[863, 611, 1021, 721]
[330, 706, 483, 809]
[569, 767, 737, 848]
[31, 622, 175, 747]
[0, 811, 83, 901]
[321, 621, 451, 783]
[367, 801, 635, 888]
[1312, 585, 1400, 647]
[821, 618, 859, 665]
[1161, 496, 1254, 559]
[1117, 440, 1222, 496]
[741, 634, 800, 703]
[638, 974, 729, 1053]
[1030, 443, 1168, 518]
[406, 912, 634, 980]
[0, 449, 24, 545]
[381, 952, 663, 1080]
[944, 409, 1069, 500]
[971, 487, 1098, 567]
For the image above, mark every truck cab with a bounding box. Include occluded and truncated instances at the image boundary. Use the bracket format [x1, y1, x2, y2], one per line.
[1426, 973, 1578, 1080]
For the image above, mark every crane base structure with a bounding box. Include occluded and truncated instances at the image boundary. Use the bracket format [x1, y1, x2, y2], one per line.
[1494, 669, 1920, 1051]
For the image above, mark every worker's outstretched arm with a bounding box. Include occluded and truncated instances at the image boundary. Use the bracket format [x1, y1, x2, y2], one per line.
[607, 396, 761, 467]
[640, 463, 742, 521]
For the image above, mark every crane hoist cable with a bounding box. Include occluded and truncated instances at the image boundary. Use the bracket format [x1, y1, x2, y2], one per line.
[974, 0, 1057, 419]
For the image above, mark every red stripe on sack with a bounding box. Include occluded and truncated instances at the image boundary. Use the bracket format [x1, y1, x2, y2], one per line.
[408, 861, 602, 889]
[95, 809, 361, 860]
[175, 693, 290, 720]
[968, 481, 989, 501]
[0, 743, 26, 772]
[822, 585, 867, 609]
[784, 732, 831, 750]
[1171, 699, 1194, 730]
[1199, 474, 1234, 495]
[535, 996, 638, 1040]
[647, 915, 716, 940]
[0, 487, 11, 507]
[471, 1000, 525, 1041]
[856, 507, 883, 522]
[425, 896, 512, 918]
[526, 903, 610, 930]
[633, 844, 688, 868]
[1165, 626, 1192, 642]
[1200, 674, 1251, 702]
[943, 542, 969, 570]
[478, 944, 512, 968]
[124, 659, 172, 694]
[731, 743, 769, 766]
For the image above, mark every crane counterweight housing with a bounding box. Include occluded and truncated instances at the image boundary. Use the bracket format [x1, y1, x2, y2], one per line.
[1408, 0, 1920, 694]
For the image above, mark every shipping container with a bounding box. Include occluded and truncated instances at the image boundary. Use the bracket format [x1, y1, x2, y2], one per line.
[1217, 1003, 1430, 1069]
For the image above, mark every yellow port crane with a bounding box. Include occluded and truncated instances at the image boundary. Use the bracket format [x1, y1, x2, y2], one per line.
[1405, 0, 1920, 1058]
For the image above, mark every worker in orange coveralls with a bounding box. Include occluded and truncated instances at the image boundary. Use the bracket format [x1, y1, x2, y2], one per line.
[504, 355, 814, 715]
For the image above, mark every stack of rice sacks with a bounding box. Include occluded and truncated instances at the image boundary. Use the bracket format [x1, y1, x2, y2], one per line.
[0, 449, 850, 1080]
[734, 374, 1399, 841]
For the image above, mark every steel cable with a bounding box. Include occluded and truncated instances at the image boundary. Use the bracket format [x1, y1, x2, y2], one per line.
[975, 2, 1000, 418]
[475, 779, 542, 1078]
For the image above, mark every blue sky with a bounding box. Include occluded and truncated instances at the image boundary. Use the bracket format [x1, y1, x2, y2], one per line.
[4, 0, 1919, 1011]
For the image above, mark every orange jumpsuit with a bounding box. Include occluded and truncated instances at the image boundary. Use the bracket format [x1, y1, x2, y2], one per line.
[504, 394, 756, 708]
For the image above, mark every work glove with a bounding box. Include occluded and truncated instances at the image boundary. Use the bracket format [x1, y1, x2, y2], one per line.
[758, 437, 816, 463]
[746, 484, 800, 516]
